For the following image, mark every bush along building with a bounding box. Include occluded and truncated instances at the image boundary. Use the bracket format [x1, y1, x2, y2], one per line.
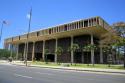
[4, 16, 117, 64]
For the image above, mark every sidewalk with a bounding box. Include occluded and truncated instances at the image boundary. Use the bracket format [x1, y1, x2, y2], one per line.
[11, 61, 125, 75]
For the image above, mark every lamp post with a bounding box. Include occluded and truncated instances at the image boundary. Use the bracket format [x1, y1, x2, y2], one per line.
[0, 21, 8, 42]
[25, 8, 32, 66]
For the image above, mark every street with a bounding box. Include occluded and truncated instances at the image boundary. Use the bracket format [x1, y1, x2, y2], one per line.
[0, 63, 125, 83]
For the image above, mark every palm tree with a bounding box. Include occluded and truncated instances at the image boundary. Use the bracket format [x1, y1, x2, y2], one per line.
[99, 32, 120, 65]
[114, 35, 125, 68]
[68, 44, 79, 65]
[44, 49, 49, 64]
[102, 45, 112, 67]
[55, 46, 63, 64]
[83, 44, 97, 66]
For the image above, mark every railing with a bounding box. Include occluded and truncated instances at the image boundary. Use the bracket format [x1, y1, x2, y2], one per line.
[5, 16, 109, 43]
[29, 32, 37, 38]
[5, 38, 13, 43]
[13, 36, 19, 41]
[20, 34, 27, 40]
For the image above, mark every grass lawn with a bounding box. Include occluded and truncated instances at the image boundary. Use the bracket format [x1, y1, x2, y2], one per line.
[70, 64, 124, 69]
[31, 61, 125, 70]
[32, 61, 59, 66]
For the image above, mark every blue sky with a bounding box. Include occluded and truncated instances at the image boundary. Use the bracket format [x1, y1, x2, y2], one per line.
[0, 0, 125, 48]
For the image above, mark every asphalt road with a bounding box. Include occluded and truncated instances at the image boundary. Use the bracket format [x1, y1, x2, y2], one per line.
[0, 63, 125, 83]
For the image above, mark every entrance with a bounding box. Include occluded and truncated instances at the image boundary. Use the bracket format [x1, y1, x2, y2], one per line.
[74, 52, 82, 63]
[46, 54, 55, 62]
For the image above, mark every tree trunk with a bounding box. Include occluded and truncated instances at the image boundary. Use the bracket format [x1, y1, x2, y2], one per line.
[124, 46, 125, 68]
[118, 46, 120, 64]
[87, 52, 89, 66]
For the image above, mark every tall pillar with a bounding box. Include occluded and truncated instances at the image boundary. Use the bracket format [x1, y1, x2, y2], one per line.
[100, 45, 103, 63]
[16, 44, 19, 60]
[91, 34, 94, 64]
[71, 36, 74, 63]
[42, 40, 45, 61]
[10, 44, 13, 57]
[55, 38, 58, 63]
[81, 54, 84, 63]
[32, 42, 35, 62]
[23, 42, 26, 60]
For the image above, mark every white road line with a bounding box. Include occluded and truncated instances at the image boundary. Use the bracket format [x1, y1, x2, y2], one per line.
[14, 73, 33, 79]
[35, 72, 54, 75]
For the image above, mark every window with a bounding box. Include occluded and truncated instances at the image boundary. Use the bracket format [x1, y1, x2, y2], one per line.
[84, 20, 88, 27]
[37, 31, 40, 36]
[64, 25, 67, 31]
[80, 21, 83, 28]
[49, 29, 51, 34]
[97, 17, 99, 25]
[19, 36, 20, 40]
[89, 19, 91, 27]
[93, 18, 96, 26]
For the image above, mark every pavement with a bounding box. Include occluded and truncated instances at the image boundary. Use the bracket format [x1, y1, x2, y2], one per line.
[9, 61, 125, 75]
[0, 62, 125, 83]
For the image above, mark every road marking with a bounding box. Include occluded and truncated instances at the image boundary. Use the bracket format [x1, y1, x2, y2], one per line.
[14, 73, 33, 79]
[35, 72, 54, 75]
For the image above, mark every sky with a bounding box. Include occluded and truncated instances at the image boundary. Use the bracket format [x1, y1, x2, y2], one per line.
[0, 0, 125, 48]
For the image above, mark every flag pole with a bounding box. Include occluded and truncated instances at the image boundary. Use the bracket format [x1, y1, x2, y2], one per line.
[0, 22, 4, 42]
[25, 7, 32, 66]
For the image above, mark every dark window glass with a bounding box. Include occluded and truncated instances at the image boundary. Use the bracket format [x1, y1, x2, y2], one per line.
[84, 20, 88, 27]
[64, 25, 67, 31]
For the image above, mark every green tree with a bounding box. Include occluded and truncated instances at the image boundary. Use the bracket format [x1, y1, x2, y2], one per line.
[68, 44, 79, 65]
[44, 49, 49, 64]
[83, 44, 97, 66]
[55, 46, 63, 64]
[0, 49, 16, 60]
[99, 32, 119, 66]
[114, 35, 125, 68]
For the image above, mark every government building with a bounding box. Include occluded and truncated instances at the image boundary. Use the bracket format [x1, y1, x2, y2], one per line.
[4, 16, 115, 64]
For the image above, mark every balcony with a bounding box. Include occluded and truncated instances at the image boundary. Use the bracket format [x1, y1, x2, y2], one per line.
[20, 34, 27, 40]
[29, 32, 37, 38]
[13, 36, 20, 41]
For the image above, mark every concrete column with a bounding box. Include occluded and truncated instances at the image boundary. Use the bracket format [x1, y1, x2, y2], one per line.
[71, 36, 74, 63]
[42, 40, 45, 61]
[91, 34, 94, 64]
[23, 42, 26, 60]
[16, 44, 19, 60]
[81, 54, 84, 63]
[55, 38, 58, 63]
[32, 42, 35, 62]
[10, 44, 13, 57]
[100, 45, 103, 63]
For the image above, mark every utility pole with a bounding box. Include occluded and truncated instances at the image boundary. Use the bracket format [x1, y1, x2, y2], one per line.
[0, 21, 8, 42]
[25, 8, 32, 66]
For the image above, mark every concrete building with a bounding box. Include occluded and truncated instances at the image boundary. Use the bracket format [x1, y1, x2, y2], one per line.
[4, 16, 115, 64]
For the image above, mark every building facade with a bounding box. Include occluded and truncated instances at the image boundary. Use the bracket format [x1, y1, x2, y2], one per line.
[4, 16, 114, 64]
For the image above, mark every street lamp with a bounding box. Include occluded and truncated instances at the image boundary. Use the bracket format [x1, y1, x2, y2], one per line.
[0, 21, 8, 42]
[25, 8, 32, 66]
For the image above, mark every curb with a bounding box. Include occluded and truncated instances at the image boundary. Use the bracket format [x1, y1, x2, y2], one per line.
[12, 63, 125, 75]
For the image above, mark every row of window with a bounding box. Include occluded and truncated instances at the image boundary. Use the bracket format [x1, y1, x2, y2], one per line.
[37, 17, 100, 36]
[6, 17, 110, 43]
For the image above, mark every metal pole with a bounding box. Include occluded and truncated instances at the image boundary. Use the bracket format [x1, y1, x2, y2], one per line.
[0, 22, 4, 42]
[25, 8, 32, 66]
